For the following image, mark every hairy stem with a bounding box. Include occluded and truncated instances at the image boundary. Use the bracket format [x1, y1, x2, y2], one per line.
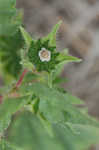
[0, 95, 3, 104]
[48, 72, 53, 88]
[15, 69, 28, 89]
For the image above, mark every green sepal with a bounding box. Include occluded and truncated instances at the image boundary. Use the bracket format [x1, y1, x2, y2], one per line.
[28, 39, 59, 72]
[20, 27, 32, 47]
[57, 49, 82, 63]
[20, 49, 35, 71]
[42, 21, 62, 47]
[27, 23, 81, 73]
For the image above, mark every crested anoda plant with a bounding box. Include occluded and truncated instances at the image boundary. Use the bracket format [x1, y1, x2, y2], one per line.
[0, 0, 99, 150]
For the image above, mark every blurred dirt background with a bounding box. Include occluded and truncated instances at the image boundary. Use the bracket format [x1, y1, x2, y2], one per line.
[16, 0, 99, 149]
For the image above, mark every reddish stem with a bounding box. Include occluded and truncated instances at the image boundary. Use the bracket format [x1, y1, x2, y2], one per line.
[0, 69, 28, 104]
[0, 95, 3, 104]
[15, 69, 28, 89]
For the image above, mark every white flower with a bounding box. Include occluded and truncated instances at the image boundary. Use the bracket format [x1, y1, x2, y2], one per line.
[38, 48, 51, 62]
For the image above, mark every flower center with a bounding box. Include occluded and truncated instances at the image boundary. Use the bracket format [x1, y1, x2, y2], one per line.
[40, 50, 49, 59]
[39, 48, 51, 62]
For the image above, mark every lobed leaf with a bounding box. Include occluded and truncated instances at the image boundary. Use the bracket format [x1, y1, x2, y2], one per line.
[19, 82, 99, 128]
[6, 111, 99, 150]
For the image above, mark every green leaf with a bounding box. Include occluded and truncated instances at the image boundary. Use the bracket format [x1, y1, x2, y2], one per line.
[6, 111, 99, 150]
[20, 82, 71, 123]
[0, 30, 24, 80]
[0, 0, 23, 80]
[0, 139, 22, 150]
[52, 76, 68, 85]
[64, 93, 84, 105]
[0, 96, 29, 135]
[0, 114, 11, 137]
[20, 82, 99, 128]
[57, 50, 81, 63]
[39, 99, 65, 123]
[0, 0, 22, 36]
[22, 72, 39, 84]
[20, 82, 71, 108]
[53, 122, 99, 150]
[42, 21, 62, 47]
[52, 49, 81, 82]
[20, 49, 35, 71]
[64, 106, 99, 128]
[52, 61, 66, 80]
[7, 111, 65, 150]
[20, 27, 32, 47]
[0, 0, 16, 9]
[38, 113, 54, 137]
